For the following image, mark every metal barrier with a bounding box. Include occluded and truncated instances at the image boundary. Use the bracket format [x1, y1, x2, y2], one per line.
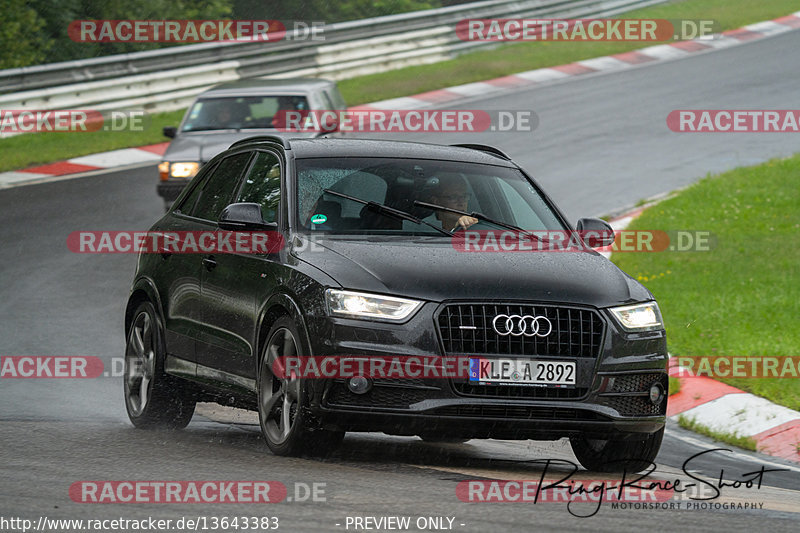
[0, 0, 667, 114]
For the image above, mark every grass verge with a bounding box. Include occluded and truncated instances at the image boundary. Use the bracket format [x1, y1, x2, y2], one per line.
[669, 376, 681, 396]
[1, 0, 798, 173]
[677, 415, 757, 451]
[0, 110, 185, 173]
[612, 155, 800, 410]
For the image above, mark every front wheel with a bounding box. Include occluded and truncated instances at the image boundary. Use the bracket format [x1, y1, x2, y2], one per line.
[124, 301, 196, 429]
[569, 427, 664, 473]
[257, 317, 344, 456]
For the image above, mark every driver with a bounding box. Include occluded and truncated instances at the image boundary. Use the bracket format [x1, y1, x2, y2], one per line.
[425, 174, 478, 231]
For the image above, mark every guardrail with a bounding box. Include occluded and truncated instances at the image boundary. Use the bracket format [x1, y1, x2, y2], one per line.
[0, 0, 667, 115]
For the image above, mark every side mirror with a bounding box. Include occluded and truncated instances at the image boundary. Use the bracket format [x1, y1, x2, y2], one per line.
[576, 217, 615, 248]
[163, 126, 177, 138]
[218, 203, 278, 231]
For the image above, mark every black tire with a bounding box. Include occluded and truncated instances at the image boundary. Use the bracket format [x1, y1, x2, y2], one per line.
[570, 427, 664, 473]
[257, 316, 344, 456]
[124, 301, 196, 429]
[419, 434, 470, 444]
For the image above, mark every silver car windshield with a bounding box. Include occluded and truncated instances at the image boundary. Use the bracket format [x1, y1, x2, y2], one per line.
[181, 95, 309, 132]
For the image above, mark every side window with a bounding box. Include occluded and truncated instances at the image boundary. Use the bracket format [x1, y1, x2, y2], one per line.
[191, 152, 253, 221]
[236, 151, 282, 223]
[174, 162, 218, 215]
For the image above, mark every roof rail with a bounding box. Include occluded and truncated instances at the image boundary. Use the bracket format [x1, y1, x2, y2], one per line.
[450, 143, 510, 160]
[229, 135, 291, 150]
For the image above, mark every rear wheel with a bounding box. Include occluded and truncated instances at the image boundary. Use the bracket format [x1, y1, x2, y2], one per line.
[570, 427, 664, 473]
[257, 317, 344, 456]
[124, 301, 196, 429]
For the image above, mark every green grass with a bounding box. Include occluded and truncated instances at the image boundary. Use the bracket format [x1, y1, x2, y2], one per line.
[669, 376, 681, 396]
[0, 110, 184, 173]
[2, 0, 798, 172]
[677, 415, 757, 451]
[612, 155, 800, 411]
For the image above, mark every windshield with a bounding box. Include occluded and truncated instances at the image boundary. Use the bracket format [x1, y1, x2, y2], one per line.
[180, 95, 309, 132]
[295, 157, 566, 235]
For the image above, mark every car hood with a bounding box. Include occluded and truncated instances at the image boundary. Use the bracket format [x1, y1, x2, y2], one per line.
[163, 131, 317, 163]
[294, 236, 651, 308]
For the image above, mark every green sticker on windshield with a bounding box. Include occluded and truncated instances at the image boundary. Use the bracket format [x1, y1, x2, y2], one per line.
[311, 214, 328, 224]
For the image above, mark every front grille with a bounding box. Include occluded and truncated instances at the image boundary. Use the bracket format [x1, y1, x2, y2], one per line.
[601, 373, 668, 416]
[605, 396, 665, 416]
[373, 377, 427, 387]
[607, 373, 663, 393]
[433, 405, 604, 421]
[438, 303, 604, 358]
[452, 382, 587, 399]
[325, 382, 433, 409]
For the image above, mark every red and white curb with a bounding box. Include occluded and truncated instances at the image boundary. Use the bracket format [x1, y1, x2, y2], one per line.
[0, 143, 168, 189]
[2, 12, 799, 189]
[605, 205, 800, 464]
[668, 360, 800, 464]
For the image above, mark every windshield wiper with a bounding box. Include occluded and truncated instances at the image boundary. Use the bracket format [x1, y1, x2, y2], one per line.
[413, 200, 543, 241]
[322, 190, 452, 237]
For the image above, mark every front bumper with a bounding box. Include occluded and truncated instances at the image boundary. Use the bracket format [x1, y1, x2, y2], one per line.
[304, 301, 668, 440]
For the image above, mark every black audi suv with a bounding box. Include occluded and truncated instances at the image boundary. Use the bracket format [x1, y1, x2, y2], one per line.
[124, 136, 668, 472]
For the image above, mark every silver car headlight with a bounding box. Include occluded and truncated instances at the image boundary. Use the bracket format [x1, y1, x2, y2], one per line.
[169, 162, 200, 178]
[609, 302, 663, 331]
[325, 289, 422, 322]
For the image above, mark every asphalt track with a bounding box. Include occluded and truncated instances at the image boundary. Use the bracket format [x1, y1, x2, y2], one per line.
[2, 28, 800, 532]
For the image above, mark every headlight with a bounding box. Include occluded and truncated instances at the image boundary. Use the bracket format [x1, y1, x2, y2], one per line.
[169, 162, 200, 179]
[609, 302, 662, 331]
[325, 289, 422, 322]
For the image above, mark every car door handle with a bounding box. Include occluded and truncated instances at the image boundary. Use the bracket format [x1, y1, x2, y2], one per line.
[203, 255, 217, 271]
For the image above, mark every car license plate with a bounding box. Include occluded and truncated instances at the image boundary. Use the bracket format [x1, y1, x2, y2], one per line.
[469, 358, 576, 387]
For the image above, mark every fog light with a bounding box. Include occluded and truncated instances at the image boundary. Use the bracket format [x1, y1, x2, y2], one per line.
[348, 376, 372, 395]
[649, 382, 665, 405]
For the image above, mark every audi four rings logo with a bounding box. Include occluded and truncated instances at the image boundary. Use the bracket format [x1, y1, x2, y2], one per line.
[492, 314, 553, 337]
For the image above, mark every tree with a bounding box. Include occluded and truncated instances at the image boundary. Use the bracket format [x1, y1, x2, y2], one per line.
[0, 0, 52, 68]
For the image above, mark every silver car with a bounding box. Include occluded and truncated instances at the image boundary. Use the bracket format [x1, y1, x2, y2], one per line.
[157, 77, 346, 209]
